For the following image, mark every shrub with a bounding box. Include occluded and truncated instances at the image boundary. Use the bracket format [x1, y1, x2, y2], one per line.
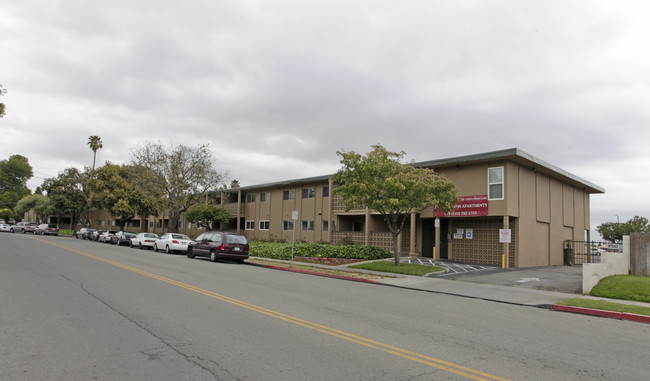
[249, 241, 391, 261]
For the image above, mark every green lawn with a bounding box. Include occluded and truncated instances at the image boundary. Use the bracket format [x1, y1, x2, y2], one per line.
[559, 275, 650, 316]
[558, 298, 650, 317]
[349, 261, 445, 276]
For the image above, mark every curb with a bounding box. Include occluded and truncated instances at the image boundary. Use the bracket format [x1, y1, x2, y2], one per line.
[552, 304, 650, 324]
[259, 264, 380, 284]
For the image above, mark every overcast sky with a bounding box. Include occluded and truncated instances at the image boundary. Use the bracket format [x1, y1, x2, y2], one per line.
[2, 1, 649, 234]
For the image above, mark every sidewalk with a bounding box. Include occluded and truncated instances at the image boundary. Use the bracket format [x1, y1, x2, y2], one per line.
[249, 257, 650, 324]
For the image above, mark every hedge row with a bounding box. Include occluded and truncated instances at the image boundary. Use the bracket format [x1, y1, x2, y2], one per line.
[249, 241, 392, 261]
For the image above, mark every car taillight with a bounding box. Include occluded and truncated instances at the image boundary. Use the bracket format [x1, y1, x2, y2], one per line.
[172, 240, 179, 244]
[220, 244, 225, 251]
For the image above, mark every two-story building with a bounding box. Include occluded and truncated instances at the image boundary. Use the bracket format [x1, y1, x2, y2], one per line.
[232, 148, 604, 267]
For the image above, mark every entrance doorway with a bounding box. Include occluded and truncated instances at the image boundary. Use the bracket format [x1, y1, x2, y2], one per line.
[421, 219, 448, 259]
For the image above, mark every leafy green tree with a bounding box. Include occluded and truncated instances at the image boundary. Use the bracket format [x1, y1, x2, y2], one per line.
[0, 84, 6, 118]
[0, 208, 13, 221]
[87, 163, 164, 231]
[88, 136, 103, 170]
[131, 142, 227, 232]
[332, 144, 459, 265]
[184, 204, 232, 230]
[597, 216, 650, 242]
[14, 194, 54, 222]
[0, 155, 33, 211]
[41, 168, 88, 229]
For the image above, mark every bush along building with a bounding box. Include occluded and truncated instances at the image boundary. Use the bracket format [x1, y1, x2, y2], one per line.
[232, 148, 604, 268]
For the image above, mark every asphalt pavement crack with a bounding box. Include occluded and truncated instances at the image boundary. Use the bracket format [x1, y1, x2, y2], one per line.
[57, 273, 237, 380]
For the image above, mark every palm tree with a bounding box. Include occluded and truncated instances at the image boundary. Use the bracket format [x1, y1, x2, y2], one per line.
[88, 136, 103, 170]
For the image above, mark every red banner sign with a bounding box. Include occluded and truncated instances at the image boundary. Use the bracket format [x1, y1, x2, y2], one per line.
[433, 195, 488, 217]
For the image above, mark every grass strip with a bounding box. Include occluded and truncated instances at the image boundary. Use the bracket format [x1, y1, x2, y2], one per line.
[589, 275, 650, 303]
[558, 297, 650, 317]
[349, 261, 445, 276]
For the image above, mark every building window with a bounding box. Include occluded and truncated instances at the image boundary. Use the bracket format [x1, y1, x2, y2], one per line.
[259, 220, 269, 230]
[302, 220, 314, 231]
[245, 220, 255, 230]
[98, 220, 105, 226]
[488, 167, 504, 200]
[322, 220, 329, 231]
[246, 193, 256, 203]
[260, 192, 269, 202]
[322, 186, 329, 197]
[282, 220, 294, 230]
[302, 188, 315, 199]
[283, 190, 295, 200]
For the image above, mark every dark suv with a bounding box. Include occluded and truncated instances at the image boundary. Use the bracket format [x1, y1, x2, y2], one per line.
[187, 231, 249, 263]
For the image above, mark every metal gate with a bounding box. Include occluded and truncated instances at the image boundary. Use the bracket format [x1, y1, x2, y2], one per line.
[563, 240, 623, 265]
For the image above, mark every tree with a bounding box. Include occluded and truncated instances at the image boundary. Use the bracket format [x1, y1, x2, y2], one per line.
[0, 155, 33, 211]
[14, 194, 54, 222]
[131, 142, 228, 232]
[184, 204, 232, 230]
[88, 136, 103, 170]
[0, 84, 6, 118]
[597, 216, 650, 242]
[87, 163, 164, 231]
[0, 208, 13, 221]
[332, 145, 459, 265]
[41, 168, 88, 229]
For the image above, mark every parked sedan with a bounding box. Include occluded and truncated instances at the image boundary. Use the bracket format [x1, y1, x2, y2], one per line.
[11, 222, 38, 233]
[35, 223, 59, 236]
[90, 230, 106, 241]
[0, 223, 11, 232]
[130, 232, 159, 249]
[187, 231, 250, 263]
[154, 233, 191, 254]
[98, 230, 118, 243]
[111, 231, 137, 246]
[75, 228, 96, 239]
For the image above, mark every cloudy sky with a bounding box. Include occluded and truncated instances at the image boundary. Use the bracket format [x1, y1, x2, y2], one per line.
[2, 1, 649, 234]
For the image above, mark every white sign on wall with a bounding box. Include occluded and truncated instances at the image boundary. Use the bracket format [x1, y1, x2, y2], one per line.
[465, 229, 473, 240]
[499, 229, 512, 243]
[292, 210, 299, 220]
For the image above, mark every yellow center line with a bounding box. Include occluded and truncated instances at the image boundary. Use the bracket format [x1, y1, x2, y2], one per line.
[38, 238, 509, 381]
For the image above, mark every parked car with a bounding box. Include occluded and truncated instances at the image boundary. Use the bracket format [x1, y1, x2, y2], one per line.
[11, 222, 38, 233]
[0, 222, 11, 232]
[98, 230, 118, 243]
[35, 223, 59, 236]
[111, 231, 137, 246]
[130, 232, 159, 249]
[75, 228, 97, 239]
[154, 233, 191, 254]
[90, 230, 106, 241]
[187, 231, 250, 263]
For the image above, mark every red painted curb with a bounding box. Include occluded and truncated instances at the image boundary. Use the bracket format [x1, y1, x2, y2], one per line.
[264, 264, 379, 284]
[553, 304, 650, 324]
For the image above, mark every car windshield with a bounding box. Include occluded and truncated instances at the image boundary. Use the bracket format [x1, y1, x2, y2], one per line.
[144, 233, 158, 238]
[226, 235, 248, 244]
[171, 234, 189, 240]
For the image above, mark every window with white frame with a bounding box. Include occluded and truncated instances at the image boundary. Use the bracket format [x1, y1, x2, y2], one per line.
[260, 192, 269, 202]
[246, 193, 256, 203]
[322, 220, 329, 231]
[282, 220, 294, 230]
[283, 190, 295, 200]
[259, 220, 269, 230]
[322, 186, 329, 197]
[488, 167, 504, 200]
[302, 188, 315, 199]
[245, 220, 255, 230]
[301, 220, 314, 231]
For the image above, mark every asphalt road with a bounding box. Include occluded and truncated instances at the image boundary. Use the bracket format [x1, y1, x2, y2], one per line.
[2, 233, 649, 380]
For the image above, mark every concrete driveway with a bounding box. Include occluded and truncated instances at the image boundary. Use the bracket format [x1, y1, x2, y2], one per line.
[427, 264, 583, 294]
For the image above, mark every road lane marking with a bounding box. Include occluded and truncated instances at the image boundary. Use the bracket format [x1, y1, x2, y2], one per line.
[39, 238, 509, 381]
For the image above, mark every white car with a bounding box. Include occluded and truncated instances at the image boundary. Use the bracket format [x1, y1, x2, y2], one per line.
[0, 223, 11, 232]
[130, 232, 159, 249]
[154, 233, 191, 254]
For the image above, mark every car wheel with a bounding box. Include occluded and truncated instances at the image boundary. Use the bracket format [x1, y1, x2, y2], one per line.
[165, 245, 173, 254]
[41, 231, 45, 235]
[22, 229, 25, 234]
[186, 247, 195, 258]
[210, 249, 217, 262]
[153, 244, 158, 252]
[139, 243, 143, 250]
